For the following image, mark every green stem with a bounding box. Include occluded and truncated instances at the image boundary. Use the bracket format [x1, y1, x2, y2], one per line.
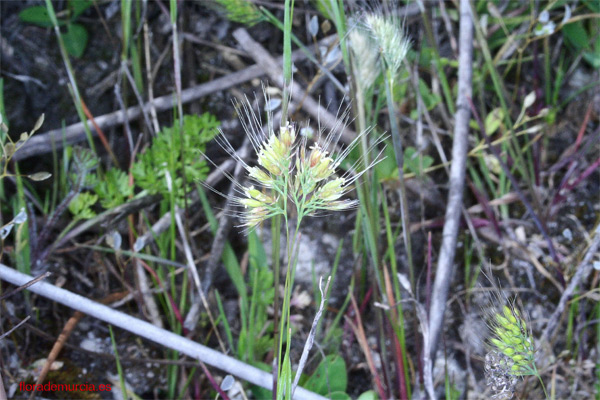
[280, 0, 294, 125]
[535, 369, 549, 399]
[355, 84, 370, 168]
[384, 70, 414, 289]
[277, 215, 301, 399]
[271, 211, 282, 391]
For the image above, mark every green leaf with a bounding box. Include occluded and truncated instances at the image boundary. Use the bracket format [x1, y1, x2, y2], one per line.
[418, 46, 435, 67]
[249, 230, 267, 270]
[357, 390, 379, 400]
[18, 6, 57, 27]
[562, 21, 589, 49]
[375, 145, 398, 180]
[404, 146, 434, 176]
[249, 362, 272, 399]
[582, 0, 600, 12]
[70, 0, 93, 19]
[582, 35, 600, 69]
[61, 23, 88, 58]
[421, 80, 441, 110]
[329, 392, 351, 400]
[582, 50, 600, 69]
[484, 108, 504, 135]
[312, 0, 333, 21]
[304, 355, 347, 395]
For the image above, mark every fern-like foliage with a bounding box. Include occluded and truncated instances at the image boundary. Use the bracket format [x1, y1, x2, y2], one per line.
[131, 113, 219, 205]
[92, 168, 133, 209]
[68, 192, 98, 220]
[66, 113, 219, 220]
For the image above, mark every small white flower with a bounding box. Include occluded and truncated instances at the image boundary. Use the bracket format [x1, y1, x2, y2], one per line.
[535, 10, 555, 36]
[534, 21, 555, 36]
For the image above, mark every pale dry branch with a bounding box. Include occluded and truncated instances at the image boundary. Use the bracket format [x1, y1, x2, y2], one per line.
[13, 35, 338, 161]
[427, 0, 473, 364]
[0, 263, 326, 400]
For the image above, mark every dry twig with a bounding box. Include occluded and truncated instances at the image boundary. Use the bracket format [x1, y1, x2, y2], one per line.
[14, 35, 337, 161]
[427, 0, 473, 362]
[292, 276, 331, 397]
[541, 225, 600, 342]
[0, 263, 326, 400]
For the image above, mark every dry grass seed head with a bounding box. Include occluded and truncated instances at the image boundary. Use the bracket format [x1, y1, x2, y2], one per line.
[359, 6, 411, 76]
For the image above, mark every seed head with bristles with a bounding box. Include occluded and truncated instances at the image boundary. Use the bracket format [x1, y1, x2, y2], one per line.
[488, 303, 536, 376]
[348, 27, 380, 92]
[208, 92, 384, 231]
[484, 299, 541, 399]
[362, 12, 411, 76]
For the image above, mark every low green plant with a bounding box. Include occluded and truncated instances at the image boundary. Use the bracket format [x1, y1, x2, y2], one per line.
[92, 168, 133, 209]
[65, 113, 218, 221]
[132, 113, 219, 204]
[375, 145, 435, 181]
[67, 192, 98, 221]
[0, 114, 50, 262]
[0, 114, 49, 182]
[62, 146, 99, 221]
[299, 355, 348, 398]
[19, 0, 93, 58]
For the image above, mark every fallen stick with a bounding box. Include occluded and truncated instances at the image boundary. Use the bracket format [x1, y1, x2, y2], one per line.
[29, 291, 129, 400]
[14, 35, 337, 161]
[13, 67, 261, 160]
[427, 0, 473, 365]
[0, 263, 326, 400]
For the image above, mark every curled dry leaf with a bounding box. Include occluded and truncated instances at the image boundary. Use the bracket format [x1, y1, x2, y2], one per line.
[33, 113, 45, 132]
[523, 91, 536, 110]
[3, 142, 15, 159]
[27, 171, 52, 181]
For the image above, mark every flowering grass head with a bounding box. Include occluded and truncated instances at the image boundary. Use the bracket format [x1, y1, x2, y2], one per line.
[488, 303, 536, 376]
[211, 94, 382, 231]
[485, 299, 542, 399]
